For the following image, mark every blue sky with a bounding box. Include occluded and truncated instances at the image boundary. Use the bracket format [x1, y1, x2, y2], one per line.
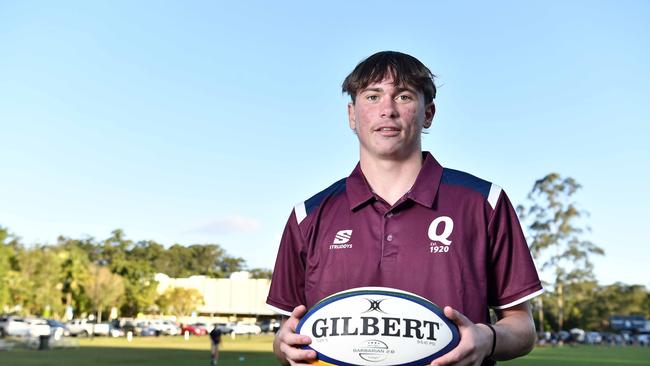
[1, 1, 648, 286]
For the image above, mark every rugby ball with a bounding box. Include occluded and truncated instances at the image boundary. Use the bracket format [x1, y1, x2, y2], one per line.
[297, 287, 460, 366]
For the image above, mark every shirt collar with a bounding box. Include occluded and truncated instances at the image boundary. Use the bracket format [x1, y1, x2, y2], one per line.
[407, 151, 443, 208]
[345, 151, 444, 210]
[346, 162, 375, 210]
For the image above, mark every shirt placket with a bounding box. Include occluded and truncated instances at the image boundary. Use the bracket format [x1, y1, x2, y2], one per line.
[382, 209, 399, 263]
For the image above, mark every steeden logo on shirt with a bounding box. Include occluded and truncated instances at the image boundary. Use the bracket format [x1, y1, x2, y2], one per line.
[330, 229, 353, 250]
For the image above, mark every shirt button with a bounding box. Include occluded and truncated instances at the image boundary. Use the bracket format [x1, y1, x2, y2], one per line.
[386, 212, 394, 218]
[386, 234, 393, 242]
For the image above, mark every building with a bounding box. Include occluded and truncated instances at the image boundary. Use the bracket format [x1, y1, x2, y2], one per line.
[155, 271, 274, 318]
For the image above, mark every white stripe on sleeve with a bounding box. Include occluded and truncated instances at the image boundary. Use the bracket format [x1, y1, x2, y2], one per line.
[487, 184, 502, 209]
[266, 303, 292, 317]
[491, 288, 545, 310]
[294, 202, 307, 224]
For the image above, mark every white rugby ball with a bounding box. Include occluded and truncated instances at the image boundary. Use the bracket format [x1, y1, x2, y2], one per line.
[297, 287, 460, 366]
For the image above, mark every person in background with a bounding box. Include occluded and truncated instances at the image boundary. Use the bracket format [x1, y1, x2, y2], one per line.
[209, 324, 222, 366]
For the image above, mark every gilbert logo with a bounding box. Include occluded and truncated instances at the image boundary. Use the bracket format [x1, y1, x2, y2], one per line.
[333, 230, 352, 244]
[428, 216, 453, 254]
[330, 230, 353, 250]
[362, 299, 387, 314]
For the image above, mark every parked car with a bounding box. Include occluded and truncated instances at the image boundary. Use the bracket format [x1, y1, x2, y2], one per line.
[1, 316, 29, 337]
[2, 317, 51, 338]
[585, 331, 602, 344]
[214, 323, 233, 334]
[135, 321, 159, 336]
[601, 332, 624, 345]
[67, 319, 112, 337]
[0, 315, 20, 338]
[24, 318, 52, 338]
[194, 322, 210, 333]
[621, 330, 633, 345]
[231, 322, 261, 335]
[0, 316, 51, 338]
[113, 319, 143, 336]
[181, 323, 207, 336]
[148, 320, 180, 336]
[258, 319, 281, 333]
[569, 328, 585, 343]
[46, 319, 71, 340]
[636, 333, 649, 346]
[557, 330, 571, 343]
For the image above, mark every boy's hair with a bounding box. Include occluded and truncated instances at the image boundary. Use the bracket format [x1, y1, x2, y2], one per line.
[342, 51, 437, 104]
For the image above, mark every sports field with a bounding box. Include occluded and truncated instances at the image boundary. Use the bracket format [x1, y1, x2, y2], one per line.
[0, 335, 649, 366]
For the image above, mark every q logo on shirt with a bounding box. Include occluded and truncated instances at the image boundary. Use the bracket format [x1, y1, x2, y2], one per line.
[428, 216, 454, 246]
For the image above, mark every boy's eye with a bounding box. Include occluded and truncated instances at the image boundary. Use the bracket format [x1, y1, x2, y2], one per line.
[366, 95, 379, 101]
[397, 95, 412, 101]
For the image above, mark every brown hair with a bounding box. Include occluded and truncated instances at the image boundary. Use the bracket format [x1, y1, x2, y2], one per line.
[342, 51, 436, 104]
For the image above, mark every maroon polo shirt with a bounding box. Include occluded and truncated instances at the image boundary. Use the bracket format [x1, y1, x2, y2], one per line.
[266, 152, 543, 325]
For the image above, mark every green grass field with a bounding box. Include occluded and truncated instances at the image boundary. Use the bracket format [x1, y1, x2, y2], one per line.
[0, 335, 649, 365]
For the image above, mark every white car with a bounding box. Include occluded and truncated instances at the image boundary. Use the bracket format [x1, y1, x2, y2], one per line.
[24, 318, 51, 337]
[148, 320, 180, 336]
[67, 319, 112, 337]
[585, 331, 602, 344]
[0, 316, 29, 337]
[231, 322, 261, 335]
[0, 317, 50, 338]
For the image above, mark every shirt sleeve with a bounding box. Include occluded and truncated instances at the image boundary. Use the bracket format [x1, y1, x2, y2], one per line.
[266, 209, 307, 316]
[486, 190, 544, 309]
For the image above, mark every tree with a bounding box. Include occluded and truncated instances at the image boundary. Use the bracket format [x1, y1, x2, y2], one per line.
[188, 244, 229, 276]
[151, 243, 246, 278]
[84, 264, 125, 323]
[597, 283, 648, 317]
[17, 245, 65, 316]
[645, 291, 650, 318]
[0, 226, 20, 310]
[518, 173, 604, 332]
[248, 268, 273, 279]
[56, 236, 92, 316]
[156, 287, 204, 317]
[117, 259, 158, 316]
[219, 256, 246, 278]
[548, 282, 650, 330]
[1, 225, 260, 317]
[100, 230, 158, 316]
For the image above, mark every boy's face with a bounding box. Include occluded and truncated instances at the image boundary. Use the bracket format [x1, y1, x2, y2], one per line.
[348, 73, 435, 161]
